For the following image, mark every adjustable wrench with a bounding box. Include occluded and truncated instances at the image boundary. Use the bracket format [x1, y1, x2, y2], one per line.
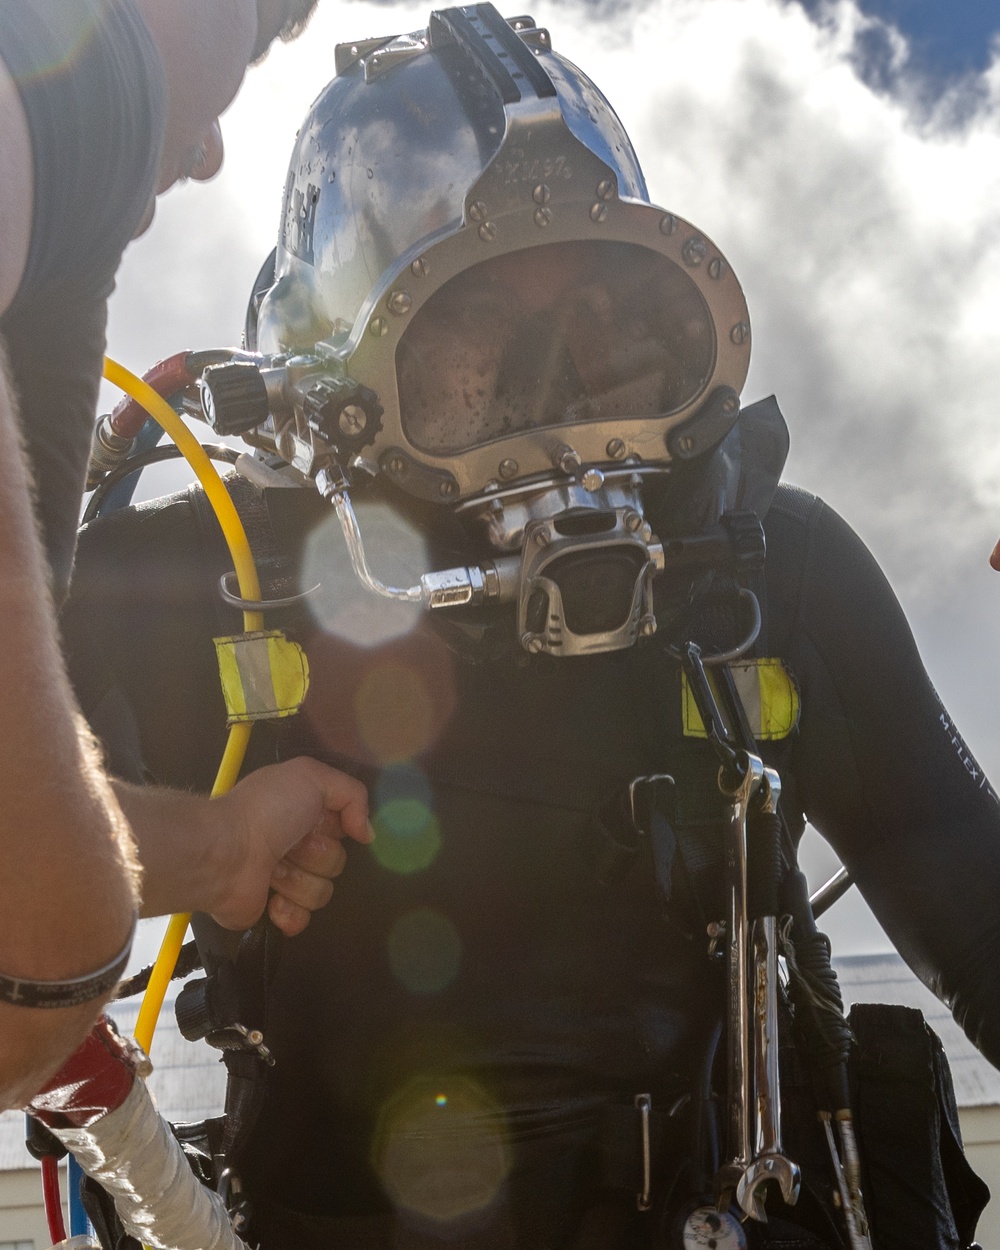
[736, 768, 801, 1221]
[714, 751, 764, 1214]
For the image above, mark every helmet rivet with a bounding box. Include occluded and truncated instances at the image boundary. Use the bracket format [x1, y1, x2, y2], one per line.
[596, 178, 616, 201]
[479, 221, 498, 242]
[682, 236, 707, 267]
[439, 479, 458, 498]
[369, 316, 389, 337]
[538, 30, 549, 44]
[469, 201, 488, 223]
[533, 527, 551, 547]
[678, 434, 695, 453]
[606, 437, 626, 460]
[339, 405, 367, 436]
[582, 468, 605, 492]
[708, 257, 725, 280]
[722, 395, 740, 415]
[532, 183, 551, 205]
[590, 202, 609, 223]
[534, 207, 552, 228]
[522, 633, 545, 654]
[499, 457, 519, 479]
[411, 257, 430, 277]
[730, 322, 751, 345]
[388, 290, 412, 315]
[386, 454, 406, 476]
[659, 214, 678, 235]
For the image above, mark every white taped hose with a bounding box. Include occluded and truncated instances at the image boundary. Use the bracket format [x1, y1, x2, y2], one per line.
[50, 1078, 247, 1250]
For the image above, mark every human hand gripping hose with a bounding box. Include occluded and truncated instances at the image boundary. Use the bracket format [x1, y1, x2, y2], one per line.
[28, 357, 266, 1250]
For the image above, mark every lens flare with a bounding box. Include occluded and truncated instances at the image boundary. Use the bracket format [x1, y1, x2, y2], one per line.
[374, 1076, 511, 1224]
[388, 907, 462, 993]
[354, 660, 436, 763]
[371, 800, 442, 875]
[302, 502, 427, 647]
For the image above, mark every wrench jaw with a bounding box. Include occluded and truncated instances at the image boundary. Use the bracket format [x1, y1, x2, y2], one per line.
[736, 1155, 802, 1223]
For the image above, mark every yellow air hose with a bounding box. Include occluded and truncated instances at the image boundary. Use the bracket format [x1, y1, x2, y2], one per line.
[102, 357, 265, 1055]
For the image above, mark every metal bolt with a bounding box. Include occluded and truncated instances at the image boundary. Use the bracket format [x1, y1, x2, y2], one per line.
[479, 221, 498, 242]
[581, 467, 605, 492]
[708, 257, 725, 280]
[469, 200, 488, 223]
[640, 523, 653, 542]
[538, 30, 549, 43]
[606, 437, 626, 460]
[534, 207, 552, 228]
[682, 236, 707, 267]
[623, 508, 643, 532]
[533, 527, 552, 547]
[522, 633, 545, 654]
[596, 178, 616, 201]
[248, 1029, 264, 1046]
[439, 479, 458, 498]
[386, 454, 406, 476]
[590, 202, 609, 223]
[532, 183, 551, 205]
[678, 434, 695, 454]
[339, 404, 367, 436]
[730, 321, 751, 345]
[499, 457, 518, 479]
[370, 55, 380, 68]
[706, 921, 725, 939]
[659, 214, 678, 235]
[369, 316, 389, 337]
[556, 445, 581, 474]
[722, 395, 739, 415]
[639, 617, 656, 637]
[411, 256, 430, 277]
[388, 290, 412, 315]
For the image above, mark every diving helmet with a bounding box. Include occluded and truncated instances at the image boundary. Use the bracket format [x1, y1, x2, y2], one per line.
[207, 4, 778, 657]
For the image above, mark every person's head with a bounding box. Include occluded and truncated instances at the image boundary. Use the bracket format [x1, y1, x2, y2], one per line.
[230, 4, 782, 657]
[134, 0, 318, 192]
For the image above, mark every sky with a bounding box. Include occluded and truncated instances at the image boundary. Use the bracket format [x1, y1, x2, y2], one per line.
[114, 0, 1000, 968]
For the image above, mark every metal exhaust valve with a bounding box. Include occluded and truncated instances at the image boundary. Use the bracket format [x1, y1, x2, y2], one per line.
[736, 768, 801, 1221]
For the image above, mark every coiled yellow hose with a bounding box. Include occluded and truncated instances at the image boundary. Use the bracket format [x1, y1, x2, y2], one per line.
[102, 357, 264, 1054]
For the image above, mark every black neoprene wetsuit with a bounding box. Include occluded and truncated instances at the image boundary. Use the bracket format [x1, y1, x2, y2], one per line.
[60, 473, 1000, 1249]
[0, 0, 165, 598]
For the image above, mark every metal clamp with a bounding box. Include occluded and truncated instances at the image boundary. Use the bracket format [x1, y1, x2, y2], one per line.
[219, 571, 320, 613]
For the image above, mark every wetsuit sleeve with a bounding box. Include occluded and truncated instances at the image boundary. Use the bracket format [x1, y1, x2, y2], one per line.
[0, 0, 166, 598]
[766, 488, 1000, 1068]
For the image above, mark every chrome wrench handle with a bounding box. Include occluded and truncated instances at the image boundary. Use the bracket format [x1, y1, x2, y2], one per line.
[714, 751, 764, 1211]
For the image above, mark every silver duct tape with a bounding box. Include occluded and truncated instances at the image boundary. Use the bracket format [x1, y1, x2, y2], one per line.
[51, 1078, 246, 1250]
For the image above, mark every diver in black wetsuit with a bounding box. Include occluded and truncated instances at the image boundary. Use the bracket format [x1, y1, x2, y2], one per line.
[61, 6, 998, 1248]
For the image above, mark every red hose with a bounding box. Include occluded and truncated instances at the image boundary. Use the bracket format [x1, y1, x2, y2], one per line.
[41, 1154, 67, 1245]
[107, 351, 196, 441]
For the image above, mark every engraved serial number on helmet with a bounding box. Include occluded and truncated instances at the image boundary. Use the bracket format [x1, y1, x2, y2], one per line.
[501, 154, 572, 183]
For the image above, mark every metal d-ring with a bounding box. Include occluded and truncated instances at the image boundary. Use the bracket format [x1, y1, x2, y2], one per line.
[666, 588, 761, 667]
[218, 571, 321, 613]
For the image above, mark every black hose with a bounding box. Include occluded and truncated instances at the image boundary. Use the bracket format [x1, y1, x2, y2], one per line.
[83, 443, 239, 525]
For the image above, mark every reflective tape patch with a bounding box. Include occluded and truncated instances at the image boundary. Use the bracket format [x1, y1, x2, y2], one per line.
[214, 630, 310, 723]
[682, 658, 800, 741]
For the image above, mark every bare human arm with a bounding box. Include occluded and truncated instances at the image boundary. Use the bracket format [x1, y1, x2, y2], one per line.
[0, 51, 141, 1110]
[0, 49, 371, 1109]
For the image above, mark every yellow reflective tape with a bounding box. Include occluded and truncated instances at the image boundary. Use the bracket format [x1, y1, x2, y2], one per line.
[214, 630, 310, 723]
[681, 659, 799, 741]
